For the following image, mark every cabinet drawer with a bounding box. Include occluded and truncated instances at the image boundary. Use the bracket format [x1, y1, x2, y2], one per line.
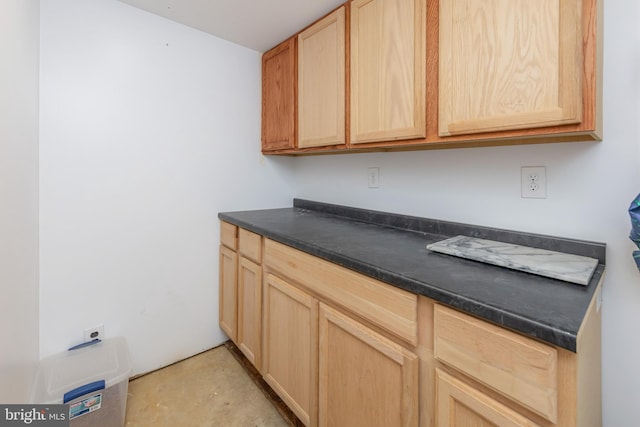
[434, 304, 558, 423]
[264, 239, 417, 346]
[220, 221, 237, 250]
[239, 228, 262, 264]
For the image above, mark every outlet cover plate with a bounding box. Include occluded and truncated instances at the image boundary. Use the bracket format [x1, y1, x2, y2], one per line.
[521, 166, 546, 199]
[83, 324, 104, 342]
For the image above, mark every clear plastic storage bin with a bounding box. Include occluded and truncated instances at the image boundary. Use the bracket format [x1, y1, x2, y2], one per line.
[30, 337, 132, 427]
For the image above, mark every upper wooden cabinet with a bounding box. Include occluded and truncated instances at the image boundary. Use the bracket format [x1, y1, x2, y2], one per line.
[262, 37, 296, 152]
[260, 0, 601, 154]
[298, 7, 346, 149]
[438, 0, 583, 137]
[350, 0, 426, 144]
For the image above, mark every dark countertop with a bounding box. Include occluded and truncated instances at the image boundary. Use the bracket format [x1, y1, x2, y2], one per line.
[219, 199, 606, 352]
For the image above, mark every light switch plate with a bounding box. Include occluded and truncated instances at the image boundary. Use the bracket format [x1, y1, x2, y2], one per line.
[368, 167, 380, 188]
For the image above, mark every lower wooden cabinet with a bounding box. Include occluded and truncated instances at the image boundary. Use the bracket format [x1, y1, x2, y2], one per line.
[318, 303, 418, 427]
[218, 222, 263, 370]
[261, 237, 419, 427]
[430, 300, 602, 427]
[237, 257, 262, 368]
[218, 244, 237, 341]
[436, 369, 540, 427]
[262, 273, 318, 426]
[434, 304, 557, 422]
[219, 231, 601, 427]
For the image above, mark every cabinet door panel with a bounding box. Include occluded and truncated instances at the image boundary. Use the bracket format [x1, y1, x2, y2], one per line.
[351, 0, 426, 144]
[237, 257, 262, 368]
[318, 303, 418, 427]
[298, 7, 346, 148]
[262, 37, 296, 151]
[434, 304, 557, 422]
[439, 0, 582, 136]
[436, 369, 540, 427]
[263, 273, 318, 426]
[219, 245, 237, 341]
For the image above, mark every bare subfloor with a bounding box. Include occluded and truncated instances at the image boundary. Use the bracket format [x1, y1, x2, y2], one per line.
[125, 342, 296, 427]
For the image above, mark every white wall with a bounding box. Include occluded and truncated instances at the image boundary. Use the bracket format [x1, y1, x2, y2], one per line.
[294, 0, 640, 425]
[0, 0, 40, 403]
[39, 0, 294, 376]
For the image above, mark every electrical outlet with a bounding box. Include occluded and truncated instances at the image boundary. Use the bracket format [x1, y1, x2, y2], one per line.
[368, 167, 380, 188]
[521, 166, 546, 199]
[83, 324, 104, 342]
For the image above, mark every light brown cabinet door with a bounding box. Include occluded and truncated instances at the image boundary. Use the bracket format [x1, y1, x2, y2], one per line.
[298, 7, 346, 148]
[262, 273, 318, 426]
[219, 245, 237, 341]
[350, 0, 426, 144]
[434, 304, 557, 422]
[262, 37, 296, 151]
[436, 369, 541, 427]
[439, 0, 582, 136]
[318, 303, 418, 427]
[237, 257, 262, 369]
